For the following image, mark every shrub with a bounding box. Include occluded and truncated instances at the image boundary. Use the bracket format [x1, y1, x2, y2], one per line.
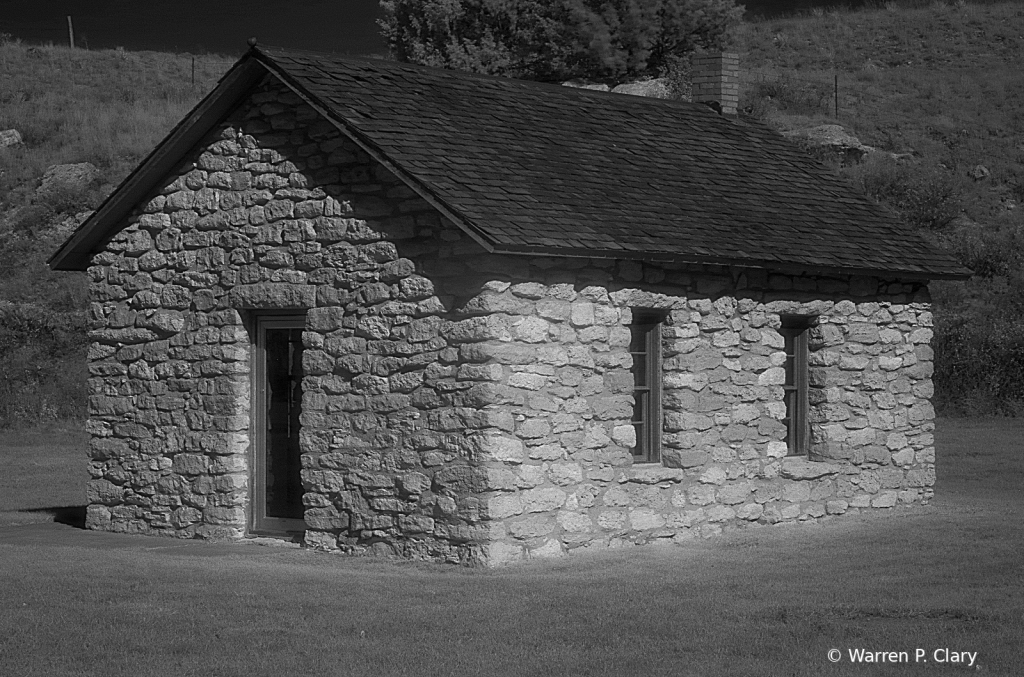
[378, 0, 744, 82]
[843, 155, 963, 231]
[0, 303, 89, 426]
[936, 222, 1024, 279]
[934, 312, 1024, 415]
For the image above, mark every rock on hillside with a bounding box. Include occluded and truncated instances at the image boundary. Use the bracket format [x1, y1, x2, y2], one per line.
[782, 125, 878, 164]
[0, 129, 22, 148]
[611, 78, 673, 99]
[36, 163, 100, 200]
[563, 77, 675, 99]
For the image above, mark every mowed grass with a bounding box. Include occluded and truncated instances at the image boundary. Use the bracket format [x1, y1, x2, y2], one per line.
[0, 419, 1020, 675]
[0, 425, 87, 525]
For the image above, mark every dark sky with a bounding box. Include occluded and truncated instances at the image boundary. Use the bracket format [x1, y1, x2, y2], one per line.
[3, 0, 873, 56]
[3, 0, 388, 55]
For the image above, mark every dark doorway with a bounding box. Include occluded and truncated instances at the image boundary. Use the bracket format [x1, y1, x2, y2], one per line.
[251, 315, 306, 536]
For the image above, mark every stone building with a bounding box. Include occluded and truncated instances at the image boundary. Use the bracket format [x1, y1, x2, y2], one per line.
[50, 46, 968, 565]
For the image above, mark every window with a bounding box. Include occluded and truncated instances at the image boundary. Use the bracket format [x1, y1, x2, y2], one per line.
[252, 314, 307, 536]
[780, 316, 812, 456]
[629, 312, 663, 463]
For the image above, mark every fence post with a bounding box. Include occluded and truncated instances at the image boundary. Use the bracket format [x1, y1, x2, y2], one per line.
[834, 72, 839, 118]
[67, 15, 74, 49]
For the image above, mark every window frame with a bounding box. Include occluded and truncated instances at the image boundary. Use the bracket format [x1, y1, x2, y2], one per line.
[629, 311, 665, 464]
[780, 316, 813, 457]
[250, 313, 308, 537]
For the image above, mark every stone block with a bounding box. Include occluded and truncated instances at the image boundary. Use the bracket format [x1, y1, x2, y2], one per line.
[85, 505, 112, 530]
[229, 283, 315, 309]
[487, 493, 523, 519]
[305, 506, 349, 530]
[508, 372, 547, 390]
[781, 482, 811, 503]
[529, 539, 566, 559]
[846, 323, 880, 344]
[825, 500, 848, 515]
[699, 466, 727, 485]
[735, 503, 763, 521]
[629, 508, 666, 530]
[906, 469, 934, 488]
[849, 494, 871, 508]
[705, 505, 736, 522]
[522, 487, 567, 513]
[757, 367, 786, 385]
[87, 480, 124, 506]
[548, 463, 583, 486]
[483, 541, 525, 567]
[687, 484, 716, 506]
[780, 458, 841, 480]
[442, 316, 510, 343]
[871, 492, 898, 508]
[508, 514, 556, 539]
[597, 509, 627, 529]
[469, 434, 524, 463]
[398, 514, 435, 534]
[172, 453, 209, 475]
[891, 448, 915, 467]
[434, 465, 487, 493]
[719, 482, 751, 505]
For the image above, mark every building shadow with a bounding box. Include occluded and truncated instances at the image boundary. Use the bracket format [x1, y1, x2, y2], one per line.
[23, 506, 87, 529]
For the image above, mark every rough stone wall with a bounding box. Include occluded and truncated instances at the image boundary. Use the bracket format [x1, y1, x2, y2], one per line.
[461, 270, 935, 565]
[85, 76, 507, 562]
[83, 74, 936, 566]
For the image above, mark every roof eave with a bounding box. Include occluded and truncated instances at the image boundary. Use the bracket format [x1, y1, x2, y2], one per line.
[48, 51, 269, 271]
[489, 243, 972, 281]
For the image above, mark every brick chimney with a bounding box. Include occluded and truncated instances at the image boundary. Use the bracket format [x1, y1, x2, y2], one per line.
[692, 53, 739, 116]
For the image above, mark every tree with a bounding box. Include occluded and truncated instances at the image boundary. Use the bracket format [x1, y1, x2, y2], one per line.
[378, 0, 744, 83]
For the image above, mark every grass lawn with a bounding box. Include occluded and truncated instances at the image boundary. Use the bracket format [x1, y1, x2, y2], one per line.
[0, 425, 88, 526]
[0, 419, 1021, 676]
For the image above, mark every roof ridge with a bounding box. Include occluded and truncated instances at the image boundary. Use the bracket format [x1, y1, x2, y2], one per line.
[253, 44, 735, 116]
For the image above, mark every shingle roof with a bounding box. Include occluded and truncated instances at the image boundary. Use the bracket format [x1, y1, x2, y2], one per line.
[256, 46, 966, 278]
[50, 45, 970, 278]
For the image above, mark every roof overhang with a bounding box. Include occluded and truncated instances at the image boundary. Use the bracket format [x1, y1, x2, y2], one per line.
[485, 243, 970, 281]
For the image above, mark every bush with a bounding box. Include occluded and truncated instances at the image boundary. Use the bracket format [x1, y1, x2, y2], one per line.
[934, 312, 1024, 415]
[0, 303, 89, 426]
[936, 222, 1024, 279]
[843, 155, 963, 231]
[378, 0, 744, 82]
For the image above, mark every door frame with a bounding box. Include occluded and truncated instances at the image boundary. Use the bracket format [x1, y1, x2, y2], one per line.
[249, 313, 307, 537]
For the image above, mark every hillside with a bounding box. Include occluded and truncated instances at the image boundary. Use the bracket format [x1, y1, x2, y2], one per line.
[736, 0, 1024, 412]
[0, 41, 233, 424]
[0, 2, 1022, 425]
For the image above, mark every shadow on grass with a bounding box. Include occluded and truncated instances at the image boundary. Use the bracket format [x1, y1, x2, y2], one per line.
[22, 505, 86, 529]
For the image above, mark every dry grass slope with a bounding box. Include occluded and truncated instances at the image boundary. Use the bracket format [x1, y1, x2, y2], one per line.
[0, 42, 234, 426]
[0, 3, 1023, 423]
[738, 1, 1024, 413]
[0, 43, 233, 195]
